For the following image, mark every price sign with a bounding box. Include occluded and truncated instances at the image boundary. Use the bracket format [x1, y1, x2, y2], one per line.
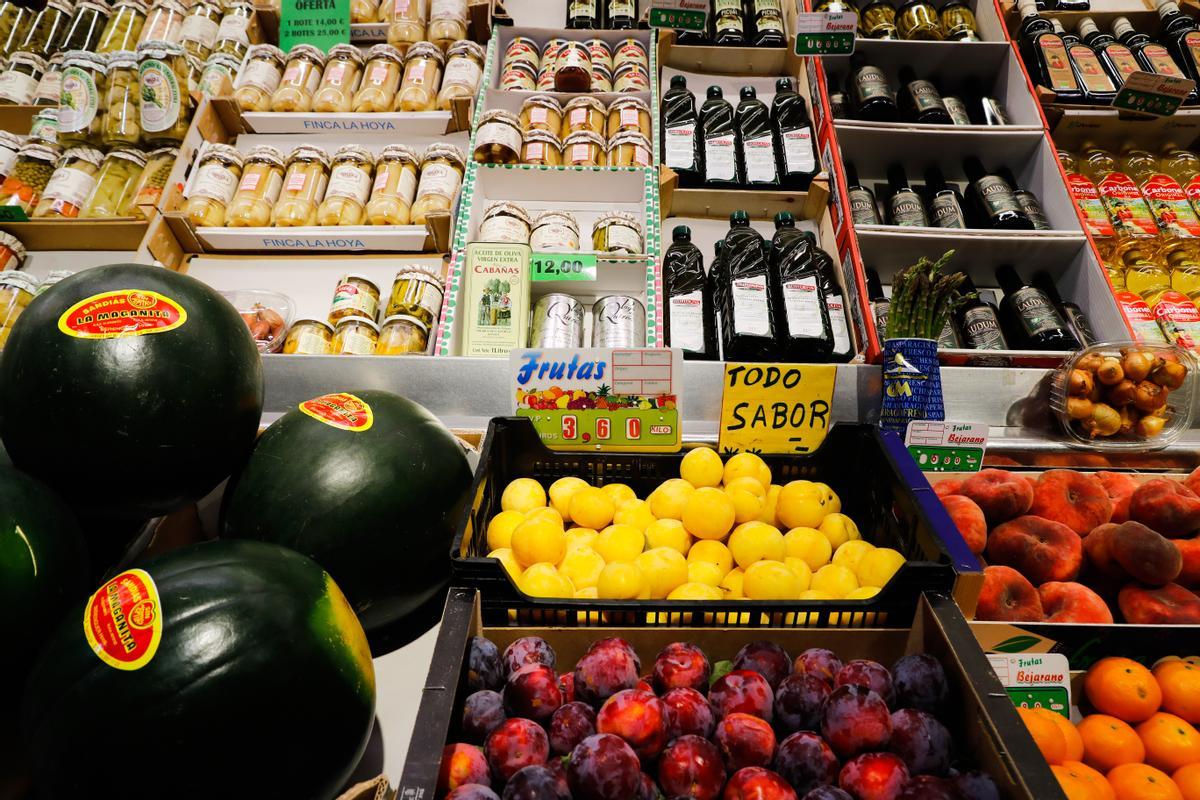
[987, 653, 1072, 719]
[648, 0, 708, 31]
[793, 11, 857, 56]
[0, 206, 29, 222]
[280, 0, 350, 51]
[718, 363, 837, 455]
[531, 252, 598, 282]
[905, 420, 987, 473]
[1113, 70, 1196, 117]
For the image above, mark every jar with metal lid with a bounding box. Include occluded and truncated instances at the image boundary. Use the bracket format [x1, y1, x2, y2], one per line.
[183, 142, 242, 226]
[591, 62, 612, 92]
[312, 44, 362, 113]
[226, 143, 283, 227]
[137, 41, 190, 146]
[427, 0, 466, 50]
[19, 0, 73, 58]
[316, 144, 374, 226]
[411, 142, 462, 225]
[563, 130, 605, 167]
[62, 1, 111, 52]
[478, 201, 531, 244]
[0, 130, 19, 181]
[270, 43, 325, 112]
[613, 61, 649, 93]
[101, 50, 139, 146]
[196, 51, 237, 97]
[272, 145, 328, 227]
[385, 268, 442, 323]
[332, 315, 379, 355]
[530, 210, 579, 252]
[533, 62, 555, 92]
[503, 36, 539, 72]
[58, 51, 107, 148]
[378, 314, 429, 354]
[352, 43, 402, 112]
[232, 43, 283, 112]
[607, 96, 650, 137]
[0, 142, 58, 211]
[521, 129, 561, 166]
[383, 0, 425, 54]
[282, 318, 333, 354]
[212, 0, 251, 59]
[36, 269, 74, 294]
[96, 0, 145, 52]
[519, 94, 561, 134]
[329, 273, 380, 323]
[561, 96, 605, 139]
[0, 270, 37, 346]
[0, 232, 24, 270]
[612, 37, 647, 70]
[499, 60, 536, 92]
[138, 0, 185, 44]
[33, 146, 103, 218]
[435, 38, 482, 110]
[118, 144, 174, 217]
[592, 211, 643, 254]
[396, 39, 441, 111]
[29, 108, 56, 144]
[608, 130, 651, 167]
[0, 1, 33, 58]
[554, 41, 590, 92]
[32, 53, 62, 105]
[81, 146, 144, 217]
[540, 38, 565, 71]
[365, 142, 418, 225]
[582, 38, 612, 70]
[473, 108, 521, 165]
[178, 0, 219, 59]
[0, 51, 45, 104]
[350, 0, 377, 24]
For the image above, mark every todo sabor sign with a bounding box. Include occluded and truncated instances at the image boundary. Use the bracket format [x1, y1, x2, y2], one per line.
[718, 363, 837, 455]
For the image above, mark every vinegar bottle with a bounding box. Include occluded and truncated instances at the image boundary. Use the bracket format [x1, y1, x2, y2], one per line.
[735, 86, 779, 188]
[661, 75, 700, 186]
[805, 231, 854, 361]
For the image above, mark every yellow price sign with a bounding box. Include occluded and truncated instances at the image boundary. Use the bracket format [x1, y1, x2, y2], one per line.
[717, 363, 837, 454]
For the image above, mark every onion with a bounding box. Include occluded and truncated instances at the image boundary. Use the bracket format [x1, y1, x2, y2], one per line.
[1066, 396, 1093, 420]
[1151, 360, 1188, 390]
[1088, 403, 1122, 437]
[1068, 369, 1094, 397]
[1137, 414, 1168, 438]
[1097, 357, 1125, 385]
[1122, 350, 1156, 381]
[1107, 379, 1138, 407]
[1133, 380, 1168, 413]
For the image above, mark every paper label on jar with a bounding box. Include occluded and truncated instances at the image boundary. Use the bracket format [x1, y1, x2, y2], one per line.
[478, 214, 529, 244]
[783, 276, 823, 338]
[478, 120, 522, 154]
[0, 147, 16, 181]
[374, 165, 418, 205]
[782, 126, 816, 174]
[216, 13, 250, 44]
[523, 142, 546, 161]
[239, 169, 284, 207]
[607, 223, 641, 254]
[393, 0, 426, 15]
[669, 291, 705, 353]
[326, 164, 372, 204]
[180, 13, 219, 48]
[827, 294, 851, 354]
[705, 135, 736, 181]
[569, 107, 588, 128]
[529, 106, 548, 124]
[331, 282, 379, 318]
[324, 61, 350, 87]
[58, 290, 187, 339]
[367, 63, 393, 86]
[43, 166, 98, 213]
[0, 68, 39, 104]
[58, 66, 100, 133]
[336, 328, 377, 354]
[299, 392, 374, 431]
[34, 71, 62, 105]
[406, 60, 429, 85]
[139, 59, 182, 133]
[198, 63, 234, 96]
[619, 107, 639, 128]
[732, 275, 770, 337]
[569, 143, 594, 164]
[631, 144, 650, 166]
[443, 55, 481, 89]
[430, 0, 463, 19]
[238, 57, 282, 93]
[665, 123, 695, 170]
[286, 170, 308, 193]
[743, 132, 777, 184]
[191, 162, 239, 204]
[530, 222, 578, 252]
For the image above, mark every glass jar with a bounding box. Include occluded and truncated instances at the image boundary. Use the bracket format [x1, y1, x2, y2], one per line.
[561, 96, 605, 139]
[329, 273, 380, 323]
[350, 0, 377, 24]
[29, 107, 57, 143]
[540, 38, 564, 74]
[478, 201, 531, 244]
[226, 143, 283, 227]
[554, 41, 590, 92]
[592, 211, 642, 254]
[183, 143, 243, 227]
[411, 142, 462, 225]
[0, 142, 59, 212]
[365, 142, 418, 225]
[427, 0, 466, 50]
[612, 37, 647, 71]
[563, 130, 605, 167]
[435, 38, 482, 110]
[96, 0, 146, 53]
[613, 61, 649, 93]
[939, 0, 978, 41]
[502, 35, 539, 72]
[32, 53, 62, 105]
[607, 130, 651, 167]
[101, 50, 138, 146]
[591, 62, 612, 92]
[81, 146, 144, 217]
[19, 0, 73, 59]
[352, 43, 402, 112]
[272, 145, 328, 227]
[0, 232, 24, 270]
[137, 41, 191, 146]
[36, 269, 73, 294]
[0, 270, 37, 347]
[607, 96, 650, 137]
[521, 129, 561, 166]
[530, 210, 579, 252]
[316, 144, 374, 226]
[232, 43, 284, 112]
[312, 43, 362, 113]
[270, 43, 325, 112]
[378, 314, 429, 354]
[197, 51, 238, 97]
[499, 60, 536, 92]
[332, 315, 379, 354]
[473, 108, 521, 165]
[0, 130, 19, 181]
[58, 51, 107, 148]
[385, 267, 442, 323]
[282, 318, 333, 354]
[33, 146, 103, 218]
[383, 0, 426, 54]
[138, 0, 185, 44]
[0, 1, 33, 58]
[520, 94, 562, 134]
[62, 1, 110, 52]
[118, 144, 174, 217]
[178, 0, 219, 59]
[212, 0, 252, 59]
[583, 38, 612, 70]
[0, 51, 46, 104]
[534, 61, 556, 92]
[396, 39, 442, 111]
[897, 0, 943, 39]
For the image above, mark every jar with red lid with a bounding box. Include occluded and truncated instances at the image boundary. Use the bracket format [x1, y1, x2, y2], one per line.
[554, 41, 590, 92]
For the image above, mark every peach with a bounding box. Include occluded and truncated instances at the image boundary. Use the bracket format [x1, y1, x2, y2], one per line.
[1175, 538, 1200, 588]
[1184, 466, 1200, 497]
[1109, 521, 1183, 586]
[987, 516, 1083, 584]
[1083, 523, 1122, 580]
[976, 566, 1044, 622]
[1097, 472, 1139, 525]
[939, 495, 987, 556]
[933, 479, 963, 499]
[1119, 583, 1200, 624]
[959, 469, 1034, 525]
[1029, 470, 1113, 535]
[1038, 582, 1114, 624]
[1130, 479, 1200, 538]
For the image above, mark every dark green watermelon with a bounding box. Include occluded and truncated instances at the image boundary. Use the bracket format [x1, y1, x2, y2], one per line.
[222, 390, 472, 633]
[23, 539, 375, 800]
[0, 264, 263, 517]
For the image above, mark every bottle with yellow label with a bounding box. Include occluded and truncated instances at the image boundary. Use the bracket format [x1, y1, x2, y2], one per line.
[1161, 146, 1200, 220]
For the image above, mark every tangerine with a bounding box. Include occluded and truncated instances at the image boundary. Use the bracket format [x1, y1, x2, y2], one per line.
[1086, 658, 1164, 723]
[1138, 713, 1200, 774]
[1155, 661, 1200, 724]
[1019, 705, 1069, 765]
[1171, 763, 1200, 800]
[1054, 762, 1116, 800]
[1107, 764, 1183, 800]
[1079, 715, 1147, 773]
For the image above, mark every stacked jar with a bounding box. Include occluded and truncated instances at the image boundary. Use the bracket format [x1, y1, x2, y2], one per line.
[499, 33, 648, 94]
[472, 94, 651, 168]
[469, 201, 644, 256]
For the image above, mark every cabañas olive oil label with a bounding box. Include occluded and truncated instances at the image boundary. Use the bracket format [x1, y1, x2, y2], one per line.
[58, 290, 187, 339]
[84, 569, 163, 671]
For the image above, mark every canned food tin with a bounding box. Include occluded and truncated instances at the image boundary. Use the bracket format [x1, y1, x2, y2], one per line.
[503, 36, 540, 71]
[592, 294, 645, 348]
[529, 292, 584, 348]
[500, 61, 537, 91]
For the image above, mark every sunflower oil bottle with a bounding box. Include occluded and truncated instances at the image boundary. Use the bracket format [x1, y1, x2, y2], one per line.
[1121, 146, 1200, 292]
[1081, 145, 1161, 265]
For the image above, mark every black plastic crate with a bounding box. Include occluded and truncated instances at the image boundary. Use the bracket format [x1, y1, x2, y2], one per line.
[450, 417, 981, 628]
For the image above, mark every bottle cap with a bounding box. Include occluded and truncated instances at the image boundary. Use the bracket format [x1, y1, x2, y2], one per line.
[706, 85, 723, 98]
[1112, 16, 1134, 36]
[774, 211, 795, 227]
[1016, 0, 1038, 18]
[775, 77, 793, 92]
[1077, 16, 1099, 36]
[670, 74, 686, 88]
[672, 225, 691, 241]
[740, 85, 756, 99]
[1157, 0, 1181, 13]
[1051, 18, 1066, 32]
[730, 210, 750, 224]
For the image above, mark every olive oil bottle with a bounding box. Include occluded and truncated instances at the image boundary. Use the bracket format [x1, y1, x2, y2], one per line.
[720, 210, 777, 360]
[846, 160, 882, 225]
[898, 65, 952, 124]
[771, 77, 818, 189]
[1015, 0, 1084, 101]
[1052, 18, 1117, 103]
[887, 163, 929, 227]
[663, 225, 718, 360]
[924, 165, 966, 228]
[846, 52, 898, 122]
[699, 85, 739, 187]
[661, 75, 700, 186]
[963, 156, 1034, 230]
[735, 85, 779, 188]
[769, 212, 833, 360]
[1078, 16, 1140, 89]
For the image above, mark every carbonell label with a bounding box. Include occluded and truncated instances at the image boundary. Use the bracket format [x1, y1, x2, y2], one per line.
[1140, 174, 1200, 238]
[1153, 290, 1200, 350]
[1065, 171, 1114, 237]
[1116, 291, 1168, 344]
[1099, 173, 1158, 237]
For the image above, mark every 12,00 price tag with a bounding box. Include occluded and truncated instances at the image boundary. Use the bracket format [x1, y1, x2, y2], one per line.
[531, 252, 598, 282]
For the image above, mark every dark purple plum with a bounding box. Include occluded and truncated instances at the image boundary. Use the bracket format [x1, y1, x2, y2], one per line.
[448, 785, 502, 800]
[709, 670, 774, 722]
[889, 709, 951, 777]
[839, 752, 909, 800]
[948, 772, 999, 800]
[835, 660, 894, 706]
[653, 642, 711, 694]
[658, 735, 727, 800]
[462, 690, 507, 744]
[559, 672, 575, 704]
[596, 689, 670, 762]
[502, 765, 571, 800]
[637, 772, 656, 800]
[774, 732, 839, 795]
[821, 685, 892, 760]
[803, 789, 853, 800]
[774, 673, 832, 736]
[663, 687, 716, 740]
[438, 744, 490, 797]
[723, 767, 798, 800]
[733, 641, 792, 689]
[715, 712, 777, 772]
[504, 664, 563, 726]
[503, 636, 556, 675]
[588, 637, 642, 671]
[549, 701, 597, 756]
[567, 734, 642, 800]
[793, 649, 844, 687]
[896, 776, 955, 800]
[891, 655, 949, 714]
[575, 644, 640, 710]
[485, 718, 549, 782]
[469, 637, 505, 691]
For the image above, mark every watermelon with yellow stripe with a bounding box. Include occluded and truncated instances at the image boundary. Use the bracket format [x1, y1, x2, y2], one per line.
[22, 539, 375, 800]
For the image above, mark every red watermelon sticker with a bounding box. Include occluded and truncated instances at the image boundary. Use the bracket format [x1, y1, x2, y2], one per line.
[58, 290, 187, 339]
[83, 568, 163, 671]
[298, 392, 374, 432]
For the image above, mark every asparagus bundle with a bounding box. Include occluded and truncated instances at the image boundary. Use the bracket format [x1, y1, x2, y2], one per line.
[884, 250, 973, 341]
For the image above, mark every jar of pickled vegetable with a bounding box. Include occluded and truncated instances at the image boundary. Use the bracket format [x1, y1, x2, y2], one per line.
[607, 130, 651, 167]
[226, 143, 283, 227]
[378, 314, 428, 354]
[385, 267, 442, 323]
[396, 39, 441, 111]
[520, 94, 562, 134]
[283, 318, 333, 354]
[530, 210, 579, 252]
[0, 232, 24, 270]
[29, 107, 57, 143]
[96, 0, 146, 53]
[212, 0, 251, 59]
[350, 0, 377, 24]
[270, 43, 325, 112]
[521, 129, 561, 166]
[232, 43, 283, 112]
[20, 0, 73, 59]
[316, 144, 373, 226]
[427, 0, 466, 50]
[561, 96, 605, 139]
[365, 142, 418, 225]
[102, 50, 139, 146]
[564, 130, 605, 167]
[479, 201, 531, 244]
[34, 146, 103, 218]
[592, 211, 642, 254]
[138, 0, 185, 44]
[435, 37, 481, 110]
[0, 142, 58, 212]
[58, 51, 107, 148]
[312, 43, 362, 113]
[0, 130, 18, 182]
[613, 61, 649, 93]
[332, 315, 379, 354]
[137, 41, 191, 146]
[0, 1, 34, 58]
[352, 43, 402, 112]
[272, 145, 328, 227]
[897, 0, 943, 39]
[473, 108, 521, 165]
[118, 144, 174, 217]
[329, 273, 380, 323]
[62, 1, 111, 52]
[0, 270, 36, 347]
[179, 0, 219, 59]
[32, 54, 61, 105]
[0, 51, 46, 104]
[591, 62, 612, 92]
[411, 142, 462, 225]
[383, 0, 425, 54]
[183, 143, 242, 227]
[607, 96, 650, 137]
[197, 51, 237, 97]
[81, 146, 144, 217]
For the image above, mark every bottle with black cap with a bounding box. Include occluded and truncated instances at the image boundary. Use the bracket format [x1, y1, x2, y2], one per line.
[606, 0, 635, 29]
[996, 264, 1080, 349]
[804, 231, 855, 361]
[661, 74, 700, 186]
[1034, 270, 1096, 344]
[1015, 0, 1084, 102]
[663, 225, 718, 360]
[566, 0, 599, 28]
[898, 66, 952, 124]
[963, 156, 1034, 230]
[713, 0, 747, 45]
[867, 267, 890, 336]
[846, 160, 882, 225]
[924, 165, 966, 229]
[999, 166, 1051, 230]
[721, 210, 777, 360]
[1113, 15, 1199, 103]
[699, 85, 739, 187]
[887, 163, 930, 227]
[771, 77, 818, 189]
[751, 0, 787, 46]
[735, 85, 779, 188]
[956, 276, 1010, 351]
[1078, 16, 1140, 89]
[963, 74, 1011, 124]
[1156, 0, 1200, 83]
[769, 212, 833, 360]
[1052, 18, 1117, 103]
[846, 52, 898, 122]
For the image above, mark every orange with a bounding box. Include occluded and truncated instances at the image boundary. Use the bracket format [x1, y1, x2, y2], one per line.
[1173, 763, 1200, 800]
[1054, 762, 1117, 800]
[1086, 658, 1164, 723]
[1107, 764, 1183, 800]
[1138, 713, 1200, 774]
[1155, 661, 1200, 724]
[1079, 715, 1147, 773]
[1019, 706, 1069, 765]
[1036, 708, 1086, 762]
